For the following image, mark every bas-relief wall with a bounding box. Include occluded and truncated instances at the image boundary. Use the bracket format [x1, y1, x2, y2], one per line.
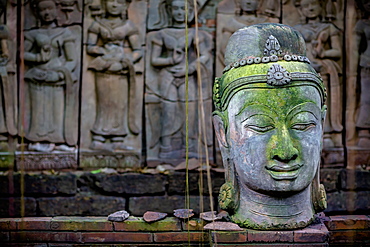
[0, 0, 368, 170]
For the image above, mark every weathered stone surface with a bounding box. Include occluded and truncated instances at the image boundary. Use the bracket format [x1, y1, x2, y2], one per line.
[0, 197, 36, 217]
[38, 196, 125, 216]
[340, 169, 370, 190]
[326, 191, 370, 212]
[114, 216, 181, 232]
[50, 216, 113, 231]
[321, 149, 346, 168]
[15, 152, 78, 171]
[248, 229, 294, 242]
[204, 221, 243, 231]
[168, 171, 224, 195]
[107, 210, 130, 222]
[0, 173, 77, 196]
[347, 148, 370, 168]
[143, 211, 167, 223]
[320, 169, 340, 192]
[173, 209, 194, 219]
[325, 215, 370, 230]
[87, 173, 166, 195]
[200, 211, 223, 222]
[211, 230, 247, 243]
[23, 0, 81, 153]
[82, 0, 146, 153]
[79, 152, 141, 169]
[213, 23, 327, 229]
[145, 0, 213, 161]
[128, 195, 212, 216]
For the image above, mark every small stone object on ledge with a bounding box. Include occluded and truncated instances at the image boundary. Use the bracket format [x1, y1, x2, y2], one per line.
[200, 211, 224, 222]
[143, 211, 168, 223]
[204, 221, 243, 231]
[107, 210, 130, 222]
[174, 209, 194, 219]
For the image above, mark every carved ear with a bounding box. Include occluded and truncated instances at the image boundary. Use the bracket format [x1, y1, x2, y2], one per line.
[213, 115, 228, 148]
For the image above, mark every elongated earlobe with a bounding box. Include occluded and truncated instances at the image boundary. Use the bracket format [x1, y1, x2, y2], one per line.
[213, 114, 228, 148]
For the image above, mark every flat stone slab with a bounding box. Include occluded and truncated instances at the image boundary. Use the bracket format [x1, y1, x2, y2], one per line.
[173, 209, 194, 219]
[204, 221, 243, 231]
[200, 211, 223, 221]
[143, 211, 167, 223]
[107, 210, 130, 222]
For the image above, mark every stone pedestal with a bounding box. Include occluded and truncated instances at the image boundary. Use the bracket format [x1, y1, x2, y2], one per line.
[79, 151, 141, 169]
[347, 147, 370, 169]
[321, 148, 345, 168]
[210, 219, 329, 246]
[15, 152, 77, 171]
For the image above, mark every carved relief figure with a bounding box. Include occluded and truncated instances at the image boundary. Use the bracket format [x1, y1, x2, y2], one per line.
[213, 23, 327, 230]
[0, 0, 16, 151]
[349, 0, 370, 147]
[294, 0, 343, 148]
[216, 0, 278, 77]
[146, 0, 213, 159]
[86, 0, 143, 151]
[23, 0, 79, 152]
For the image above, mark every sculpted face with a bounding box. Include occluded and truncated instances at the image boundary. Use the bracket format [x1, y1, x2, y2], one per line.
[37, 0, 57, 23]
[171, 0, 185, 23]
[300, 0, 322, 18]
[105, 0, 126, 16]
[239, 0, 259, 12]
[225, 85, 323, 195]
[171, 0, 192, 24]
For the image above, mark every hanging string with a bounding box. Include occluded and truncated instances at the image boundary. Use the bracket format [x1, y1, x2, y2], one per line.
[192, 0, 216, 243]
[19, 0, 26, 219]
[184, 0, 191, 245]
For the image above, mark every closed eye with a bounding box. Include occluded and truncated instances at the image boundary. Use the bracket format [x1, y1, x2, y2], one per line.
[245, 124, 275, 133]
[291, 122, 316, 131]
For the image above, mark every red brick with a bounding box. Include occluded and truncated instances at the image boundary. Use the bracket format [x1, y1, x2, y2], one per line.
[153, 232, 208, 242]
[293, 227, 328, 243]
[10, 231, 81, 242]
[248, 230, 293, 242]
[114, 216, 181, 231]
[51, 216, 113, 231]
[325, 215, 370, 230]
[1, 244, 48, 246]
[81, 232, 152, 243]
[329, 230, 370, 243]
[214, 244, 295, 247]
[17, 217, 52, 230]
[211, 231, 247, 243]
[0, 218, 19, 230]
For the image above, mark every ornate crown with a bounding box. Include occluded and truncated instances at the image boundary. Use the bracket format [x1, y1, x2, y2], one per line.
[213, 23, 326, 112]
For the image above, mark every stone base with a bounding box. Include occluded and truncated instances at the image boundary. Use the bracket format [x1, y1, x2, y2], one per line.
[79, 150, 141, 169]
[210, 217, 329, 246]
[15, 151, 77, 171]
[347, 146, 370, 169]
[321, 148, 345, 168]
[3, 215, 368, 246]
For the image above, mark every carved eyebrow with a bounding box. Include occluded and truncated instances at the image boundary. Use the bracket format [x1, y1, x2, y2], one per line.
[235, 102, 278, 117]
[287, 102, 320, 120]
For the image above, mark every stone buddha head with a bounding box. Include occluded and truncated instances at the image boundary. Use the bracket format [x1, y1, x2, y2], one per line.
[213, 23, 327, 230]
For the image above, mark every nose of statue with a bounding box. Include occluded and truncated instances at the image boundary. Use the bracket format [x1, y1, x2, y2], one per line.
[270, 127, 299, 163]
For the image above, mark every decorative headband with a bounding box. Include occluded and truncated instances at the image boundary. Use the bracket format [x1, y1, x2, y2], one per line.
[213, 35, 326, 112]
